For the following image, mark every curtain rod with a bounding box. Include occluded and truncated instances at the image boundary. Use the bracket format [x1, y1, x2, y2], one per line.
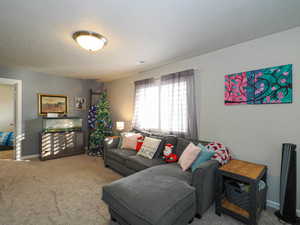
[131, 68, 197, 84]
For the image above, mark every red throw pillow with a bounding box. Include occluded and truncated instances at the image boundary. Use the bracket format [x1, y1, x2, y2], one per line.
[205, 142, 232, 165]
[135, 136, 144, 152]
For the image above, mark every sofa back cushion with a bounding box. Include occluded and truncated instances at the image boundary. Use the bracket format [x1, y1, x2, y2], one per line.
[175, 138, 210, 158]
[175, 138, 190, 158]
[198, 140, 210, 146]
[131, 128, 151, 137]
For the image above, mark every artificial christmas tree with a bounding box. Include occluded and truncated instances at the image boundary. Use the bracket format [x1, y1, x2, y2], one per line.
[89, 91, 112, 156]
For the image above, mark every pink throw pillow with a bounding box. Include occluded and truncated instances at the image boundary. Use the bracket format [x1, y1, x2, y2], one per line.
[178, 143, 201, 171]
[121, 133, 142, 150]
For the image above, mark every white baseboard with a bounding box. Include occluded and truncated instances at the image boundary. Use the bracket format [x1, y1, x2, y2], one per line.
[21, 154, 40, 160]
[267, 200, 300, 217]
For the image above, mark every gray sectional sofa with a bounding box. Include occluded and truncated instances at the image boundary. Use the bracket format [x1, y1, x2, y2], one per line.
[103, 134, 219, 219]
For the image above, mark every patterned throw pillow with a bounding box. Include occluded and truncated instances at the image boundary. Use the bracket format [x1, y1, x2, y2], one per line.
[137, 137, 161, 159]
[0, 132, 5, 145]
[6, 132, 14, 146]
[0, 132, 14, 146]
[205, 142, 231, 165]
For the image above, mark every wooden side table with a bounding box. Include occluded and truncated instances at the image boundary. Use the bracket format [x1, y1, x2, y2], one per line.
[215, 159, 268, 225]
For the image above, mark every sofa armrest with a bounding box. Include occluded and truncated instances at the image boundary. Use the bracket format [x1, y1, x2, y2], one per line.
[191, 160, 219, 217]
[103, 136, 120, 166]
[104, 136, 120, 150]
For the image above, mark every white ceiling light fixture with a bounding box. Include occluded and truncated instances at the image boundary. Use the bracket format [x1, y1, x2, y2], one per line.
[72, 31, 107, 52]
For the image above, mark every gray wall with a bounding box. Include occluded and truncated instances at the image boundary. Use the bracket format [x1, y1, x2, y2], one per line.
[105, 27, 300, 209]
[0, 67, 102, 156]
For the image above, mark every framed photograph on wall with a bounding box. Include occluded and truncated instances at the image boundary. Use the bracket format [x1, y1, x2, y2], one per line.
[75, 97, 86, 111]
[38, 94, 68, 115]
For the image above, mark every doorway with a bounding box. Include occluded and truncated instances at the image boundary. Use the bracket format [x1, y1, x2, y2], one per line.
[0, 78, 22, 160]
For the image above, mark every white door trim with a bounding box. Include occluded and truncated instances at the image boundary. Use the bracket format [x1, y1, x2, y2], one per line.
[0, 78, 23, 160]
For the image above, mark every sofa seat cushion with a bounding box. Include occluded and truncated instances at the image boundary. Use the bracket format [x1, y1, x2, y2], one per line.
[102, 172, 196, 225]
[105, 148, 137, 164]
[143, 163, 192, 183]
[126, 155, 166, 171]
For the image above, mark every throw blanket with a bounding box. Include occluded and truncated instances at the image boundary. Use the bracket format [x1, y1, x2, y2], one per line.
[0, 132, 14, 146]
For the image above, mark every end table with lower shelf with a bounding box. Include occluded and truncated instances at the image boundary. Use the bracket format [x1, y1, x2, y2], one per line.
[215, 159, 268, 225]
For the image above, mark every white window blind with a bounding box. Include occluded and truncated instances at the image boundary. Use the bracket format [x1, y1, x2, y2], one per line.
[160, 80, 187, 133]
[133, 82, 159, 130]
[132, 78, 188, 134]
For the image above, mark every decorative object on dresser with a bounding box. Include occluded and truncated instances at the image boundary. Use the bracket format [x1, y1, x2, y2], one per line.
[215, 159, 268, 225]
[38, 94, 68, 115]
[40, 117, 84, 160]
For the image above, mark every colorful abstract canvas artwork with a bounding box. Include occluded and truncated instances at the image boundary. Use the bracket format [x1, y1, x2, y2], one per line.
[224, 64, 292, 105]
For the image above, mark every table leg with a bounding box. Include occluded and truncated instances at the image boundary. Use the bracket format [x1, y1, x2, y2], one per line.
[249, 181, 258, 225]
[215, 172, 223, 216]
[261, 168, 268, 210]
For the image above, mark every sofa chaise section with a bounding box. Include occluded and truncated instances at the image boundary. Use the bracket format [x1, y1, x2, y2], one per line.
[102, 169, 196, 225]
[103, 135, 219, 218]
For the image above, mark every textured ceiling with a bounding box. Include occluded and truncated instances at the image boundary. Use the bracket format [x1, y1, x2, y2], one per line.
[0, 0, 300, 81]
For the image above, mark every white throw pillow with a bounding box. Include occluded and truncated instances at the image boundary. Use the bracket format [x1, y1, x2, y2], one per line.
[137, 137, 161, 159]
[120, 133, 142, 150]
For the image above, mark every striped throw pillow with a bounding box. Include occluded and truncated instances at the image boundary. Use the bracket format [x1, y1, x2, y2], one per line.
[0, 132, 14, 146]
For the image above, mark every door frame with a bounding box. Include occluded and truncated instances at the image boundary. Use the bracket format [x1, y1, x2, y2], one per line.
[0, 78, 23, 160]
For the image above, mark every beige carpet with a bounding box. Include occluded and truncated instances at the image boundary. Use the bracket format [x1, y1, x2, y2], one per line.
[0, 155, 281, 225]
[0, 155, 121, 225]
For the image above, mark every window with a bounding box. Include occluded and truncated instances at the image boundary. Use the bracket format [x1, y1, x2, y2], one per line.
[160, 80, 187, 133]
[132, 70, 196, 138]
[133, 80, 159, 130]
